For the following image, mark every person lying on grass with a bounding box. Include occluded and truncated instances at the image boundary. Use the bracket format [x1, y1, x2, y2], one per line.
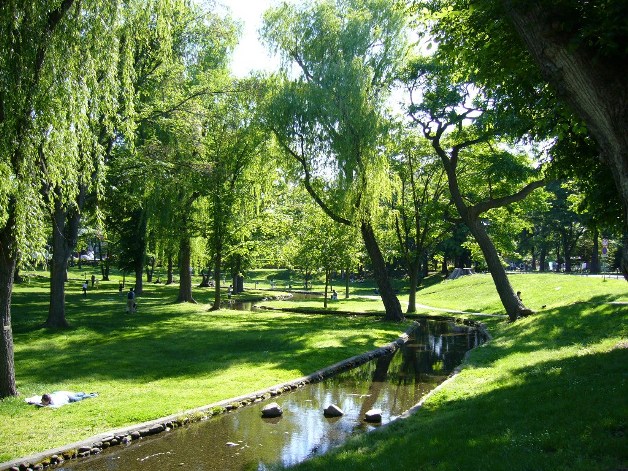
[26, 391, 98, 408]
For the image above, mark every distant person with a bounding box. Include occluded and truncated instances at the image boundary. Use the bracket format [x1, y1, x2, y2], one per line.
[127, 287, 136, 313]
[82, 281, 88, 297]
[228, 285, 233, 299]
[91, 274, 96, 287]
[118, 282, 124, 296]
[516, 291, 522, 301]
[331, 290, 338, 301]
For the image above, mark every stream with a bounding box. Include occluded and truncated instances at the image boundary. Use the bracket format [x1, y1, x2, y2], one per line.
[60, 319, 485, 471]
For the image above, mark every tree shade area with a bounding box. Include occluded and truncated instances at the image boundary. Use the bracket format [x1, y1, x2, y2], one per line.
[0, 0, 626, 467]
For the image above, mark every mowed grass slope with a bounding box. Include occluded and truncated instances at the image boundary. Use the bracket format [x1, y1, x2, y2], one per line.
[1, 271, 405, 463]
[283, 274, 628, 471]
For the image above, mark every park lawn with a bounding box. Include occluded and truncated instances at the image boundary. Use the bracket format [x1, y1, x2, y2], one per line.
[282, 274, 628, 471]
[415, 272, 628, 315]
[0, 271, 406, 463]
[2, 270, 626, 468]
[260, 272, 627, 321]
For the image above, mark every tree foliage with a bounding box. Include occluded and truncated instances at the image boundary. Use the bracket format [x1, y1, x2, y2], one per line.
[413, 0, 628, 279]
[262, 0, 410, 320]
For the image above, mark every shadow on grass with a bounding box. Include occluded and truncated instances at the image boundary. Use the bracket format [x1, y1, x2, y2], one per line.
[12, 281, 398, 385]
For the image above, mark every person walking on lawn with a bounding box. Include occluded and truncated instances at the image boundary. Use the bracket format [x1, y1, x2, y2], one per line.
[126, 287, 136, 313]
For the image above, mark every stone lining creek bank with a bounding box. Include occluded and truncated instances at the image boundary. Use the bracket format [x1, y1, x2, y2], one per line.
[3, 318, 487, 471]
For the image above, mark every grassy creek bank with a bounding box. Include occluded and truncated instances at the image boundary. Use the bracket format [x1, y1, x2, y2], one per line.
[279, 275, 627, 471]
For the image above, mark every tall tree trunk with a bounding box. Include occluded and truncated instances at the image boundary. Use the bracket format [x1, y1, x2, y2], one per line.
[46, 191, 83, 328]
[145, 256, 154, 283]
[211, 246, 222, 311]
[134, 259, 143, 295]
[590, 226, 600, 273]
[360, 221, 403, 321]
[421, 250, 429, 278]
[407, 258, 420, 314]
[539, 245, 547, 272]
[324, 268, 329, 309]
[503, 0, 628, 280]
[132, 209, 147, 295]
[0, 207, 18, 398]
[100, 243, 110, 281]
[345, 265, 350, 299]
[166, 253, 174, 285]
[47, 203, 70, 328]
[561, 230, 572, 273]
[177, 236, 195, 303]
[13, 251, 24, 283]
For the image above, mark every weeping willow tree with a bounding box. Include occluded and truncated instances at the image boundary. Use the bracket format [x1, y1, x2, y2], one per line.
[0, 0, 122, 397]
[261, 0, 409, 321]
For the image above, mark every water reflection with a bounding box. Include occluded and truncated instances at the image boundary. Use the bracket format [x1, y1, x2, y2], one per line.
[60, 320, 484, 471]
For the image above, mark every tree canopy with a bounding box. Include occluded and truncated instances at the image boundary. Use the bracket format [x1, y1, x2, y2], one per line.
[1, 0, 625, 399]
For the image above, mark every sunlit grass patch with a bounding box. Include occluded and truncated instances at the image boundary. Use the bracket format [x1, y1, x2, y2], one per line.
[1, 270, 406, 462]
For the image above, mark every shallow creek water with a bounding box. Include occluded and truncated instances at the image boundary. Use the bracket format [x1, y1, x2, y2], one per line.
[60, 319, 485, 471]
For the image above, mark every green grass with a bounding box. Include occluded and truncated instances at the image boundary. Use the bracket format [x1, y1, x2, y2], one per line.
[277, 273, 628, 471]
[415, 272, 628, 315]
[260, 272, 627, 321]
[1, 270, 405, 463]
[2, 270, 626, 470]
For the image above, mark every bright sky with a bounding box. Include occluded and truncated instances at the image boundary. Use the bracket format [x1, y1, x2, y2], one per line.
[217, 0, 282, 77]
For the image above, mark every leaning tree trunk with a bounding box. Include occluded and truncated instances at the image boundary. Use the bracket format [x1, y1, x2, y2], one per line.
[0, 207, 18, 398]
[177, 236, 195, 303]
[361, 221, 403, 321]
[503, 0, 628, 280]
[433, 140, 541, 321]
[467, 219, 530, 321]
